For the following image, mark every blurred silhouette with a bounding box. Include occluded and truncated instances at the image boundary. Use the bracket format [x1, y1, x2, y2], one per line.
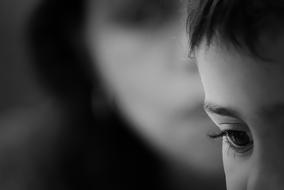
[0, 0, 225, 189]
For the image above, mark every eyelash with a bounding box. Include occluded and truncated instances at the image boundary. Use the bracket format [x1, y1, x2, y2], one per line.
[209, 130, 253, 154]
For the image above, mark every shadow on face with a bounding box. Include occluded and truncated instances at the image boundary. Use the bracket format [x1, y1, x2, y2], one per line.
[85, 0, 224, 181]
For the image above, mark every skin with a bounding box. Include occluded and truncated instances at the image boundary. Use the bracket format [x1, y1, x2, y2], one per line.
[196, 34, 284, 190]
[85, 0, 223, 178]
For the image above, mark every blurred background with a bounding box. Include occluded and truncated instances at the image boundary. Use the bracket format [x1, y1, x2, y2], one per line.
[0, 0, 41, 109]
[0, 0, 225, 189]
[0, 0, 67, 189]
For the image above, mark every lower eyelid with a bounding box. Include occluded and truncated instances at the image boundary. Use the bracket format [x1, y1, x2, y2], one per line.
[223, 137, 253, 157]
[223, 138, 233, 156]
[223, 138, 241, 158]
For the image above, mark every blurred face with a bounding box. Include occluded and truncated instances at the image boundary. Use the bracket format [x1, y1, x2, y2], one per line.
[196, 34, 284, 189]
[85, 0, 223, 174]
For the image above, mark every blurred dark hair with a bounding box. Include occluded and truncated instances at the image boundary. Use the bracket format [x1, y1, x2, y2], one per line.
[187, 0, 284, 57]
[29, 0, 97, 98]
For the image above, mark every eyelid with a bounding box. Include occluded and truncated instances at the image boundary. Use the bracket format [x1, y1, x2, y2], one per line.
[207, 112, 243, 126]
[218, 122, 249, 131]
[219, 122, 243, 125]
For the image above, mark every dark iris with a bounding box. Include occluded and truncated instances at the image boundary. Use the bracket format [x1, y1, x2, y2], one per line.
[208, 129, 253, 154]
[226, 130, 252, 147]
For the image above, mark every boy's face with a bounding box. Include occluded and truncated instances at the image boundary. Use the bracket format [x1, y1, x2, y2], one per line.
[196, 35, 284, 190]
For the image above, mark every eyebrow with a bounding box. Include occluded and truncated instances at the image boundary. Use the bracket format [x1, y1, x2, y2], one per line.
[203, 101, 241, 119]
[204, 101, 284, 121]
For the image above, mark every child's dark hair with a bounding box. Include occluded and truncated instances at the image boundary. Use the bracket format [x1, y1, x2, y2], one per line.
[187, 0, 284, 57]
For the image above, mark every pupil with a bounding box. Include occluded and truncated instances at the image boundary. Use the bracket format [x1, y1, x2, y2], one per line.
[228, 131, 250, 146]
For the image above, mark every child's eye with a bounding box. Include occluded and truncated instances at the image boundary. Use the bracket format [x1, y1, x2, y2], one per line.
[225, 130, 253, 153]
[209, 130, 253, 154]
[110, 0, 180, 29]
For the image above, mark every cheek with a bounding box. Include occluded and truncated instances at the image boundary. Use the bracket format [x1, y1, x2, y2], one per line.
[223, 143, 249, 190]
[94, 31, 174, 103]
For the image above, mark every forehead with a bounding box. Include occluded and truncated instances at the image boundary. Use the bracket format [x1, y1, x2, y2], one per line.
[196, 35, 284, 115]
